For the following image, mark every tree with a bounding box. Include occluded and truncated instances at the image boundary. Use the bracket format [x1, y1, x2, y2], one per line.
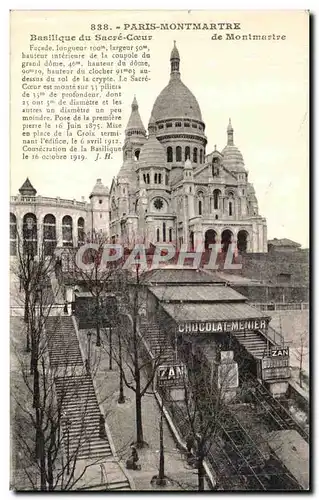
[102, 264, 167, 448]
[294, 329, 309, 389]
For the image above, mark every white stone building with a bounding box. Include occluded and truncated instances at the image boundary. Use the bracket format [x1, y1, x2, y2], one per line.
[109, 43, 267, 253]
[10, 177, 109, 256]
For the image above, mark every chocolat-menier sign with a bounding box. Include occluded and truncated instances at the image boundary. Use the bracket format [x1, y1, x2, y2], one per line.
[178, 319, 267, 334]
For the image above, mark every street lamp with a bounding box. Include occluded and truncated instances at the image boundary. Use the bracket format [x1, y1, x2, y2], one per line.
[87, 331, 92, 374]
[118, 327, 125, 404]
[63, 413, 71, 475]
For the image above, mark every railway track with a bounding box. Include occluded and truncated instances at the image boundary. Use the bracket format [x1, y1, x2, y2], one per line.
[242, 374, 309, 443]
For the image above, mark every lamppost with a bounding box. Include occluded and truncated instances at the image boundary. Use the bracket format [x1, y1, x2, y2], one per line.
[118, 326, 125, 404]
[87, 330, 92, 374]
[63, 413, 71, 475]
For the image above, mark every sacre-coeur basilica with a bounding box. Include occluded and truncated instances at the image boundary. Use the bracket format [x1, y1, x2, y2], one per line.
[10, 43, 267, 256]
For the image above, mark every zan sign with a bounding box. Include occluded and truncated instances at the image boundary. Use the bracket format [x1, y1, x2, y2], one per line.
[178, 319, 267, 334]
[156, 364, 187, 387]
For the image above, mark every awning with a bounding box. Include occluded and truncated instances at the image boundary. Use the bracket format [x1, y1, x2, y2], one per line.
[162, 301, 269, 323]
[149, 285, 246, 303]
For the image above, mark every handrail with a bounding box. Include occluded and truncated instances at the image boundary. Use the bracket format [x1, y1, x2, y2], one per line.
[251, 302, 309, 311]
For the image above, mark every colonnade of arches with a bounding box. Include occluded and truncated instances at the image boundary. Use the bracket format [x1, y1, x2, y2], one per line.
[189, 228, 250, 253]
[167, 146, 204, 164]
[10, 212, 86, 256]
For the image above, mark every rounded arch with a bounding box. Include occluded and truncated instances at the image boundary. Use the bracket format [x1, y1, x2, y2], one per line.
[77, 217, 85, 246]
[197, 190, 204, 216]
[185, 146, 190, 160]
[62, 215, 73, 247]
[204, 229, 217, 250]
[221, 229, 233, 253]
[23, 213, 37, 256]
[134, 149, 140, 161]
[156, 227, 160, 243]
[167, 146, 173, 163]
[213, 189, 221, 210]
[193, 147, 198, 163]
[176, 146, 182, 162]
[43, 214, 56, 256]
[237, 230, 249, 253]
[10, 213, 17, 256]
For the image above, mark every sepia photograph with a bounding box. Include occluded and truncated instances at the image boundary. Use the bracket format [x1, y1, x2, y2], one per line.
[9, 9, 309, 492]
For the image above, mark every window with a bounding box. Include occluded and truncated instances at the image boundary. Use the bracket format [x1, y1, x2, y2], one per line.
[197, 191, 204, 216]
[193, 148, 198, 163]
[163, 222, 166, 242]
[62, 215, 73, 247]
[169, 228, 173, 242]
[184, 122, 190, 127]
[167, 147, 173, 163]
[213, 189, 221, 210]
[229, 202, 233, 216]
[44, 214, 57, 255]
[154, 198, 164, 210]
[154, 173, 158, 184]
[147, 173, 150, 184]
[10, 213, 17, 256]
[77, 217, 85, 246]
[134, 149, 140, 161]
[159, 124, 164, 129]
[199, 149, 203, 164]
[99, 199, 103, 204]
[192, 123, 198, 128]
[176, 146, 182, 162]
[199, 200, 202, 215]
[175, 122, 182, 127]
[185, 146, 190, 160]
[158, 173, 162, 184]
[23, 213, 37, 256]
[156, 228, 160, 242]
[166, 122, 172, 128]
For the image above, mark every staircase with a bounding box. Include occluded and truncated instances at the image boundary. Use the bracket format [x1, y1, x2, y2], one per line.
[55, 375, 113, 461]
[139, 319, 176, 363]
[232, 329, 270, 359]
[46, 316, 83, 367]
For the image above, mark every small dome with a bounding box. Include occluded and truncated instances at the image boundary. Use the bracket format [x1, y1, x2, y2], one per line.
[90, 178, 109, 197]
[139, 134, 166, 168]
[222, 145, 246, 172]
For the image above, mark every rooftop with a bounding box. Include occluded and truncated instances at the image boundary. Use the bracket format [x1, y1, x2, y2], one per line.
[145, 268, 225, 285]
[149, 284, 246, 303]
[162, 301, 268, 323]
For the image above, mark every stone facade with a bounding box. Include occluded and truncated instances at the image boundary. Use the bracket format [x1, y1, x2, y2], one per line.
[109, 43, 267, 253]
[10, 178, 109, 256]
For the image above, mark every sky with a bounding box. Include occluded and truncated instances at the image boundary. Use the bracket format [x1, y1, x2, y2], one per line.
[10, 10, 309, 247]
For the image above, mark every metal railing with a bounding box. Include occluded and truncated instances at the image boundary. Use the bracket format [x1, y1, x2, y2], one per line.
[10, 195, 88, 208]
[251, 302, 309, 311]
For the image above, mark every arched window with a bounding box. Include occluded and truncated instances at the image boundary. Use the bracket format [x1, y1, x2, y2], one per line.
[163, 222, 166, 242]
[10, 213, 17, 256]
[156, 228, 160, 242]
[134, 149, 140, 161]
[176, 146, 182, 162]
[199, 200, 202, 216]
[154, 173, 158, 184]
[78, 217, 85, 246]
[197, 191, 204, 216]
[200, 149, 203, 164]
[229, 202, 233, 216]
[43, 214, 56, 256]
[167, 147, 173, 163]
[23, 213, 37, 257]
[147, 173, 150, 184]
[169, 228, 173, 242]
[158, 173, 162, 184]
[185, 146, 190, 160]
[62, 215, 73, 247]
[193, 147, 198, 163]
[213, 189, 221, 210]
